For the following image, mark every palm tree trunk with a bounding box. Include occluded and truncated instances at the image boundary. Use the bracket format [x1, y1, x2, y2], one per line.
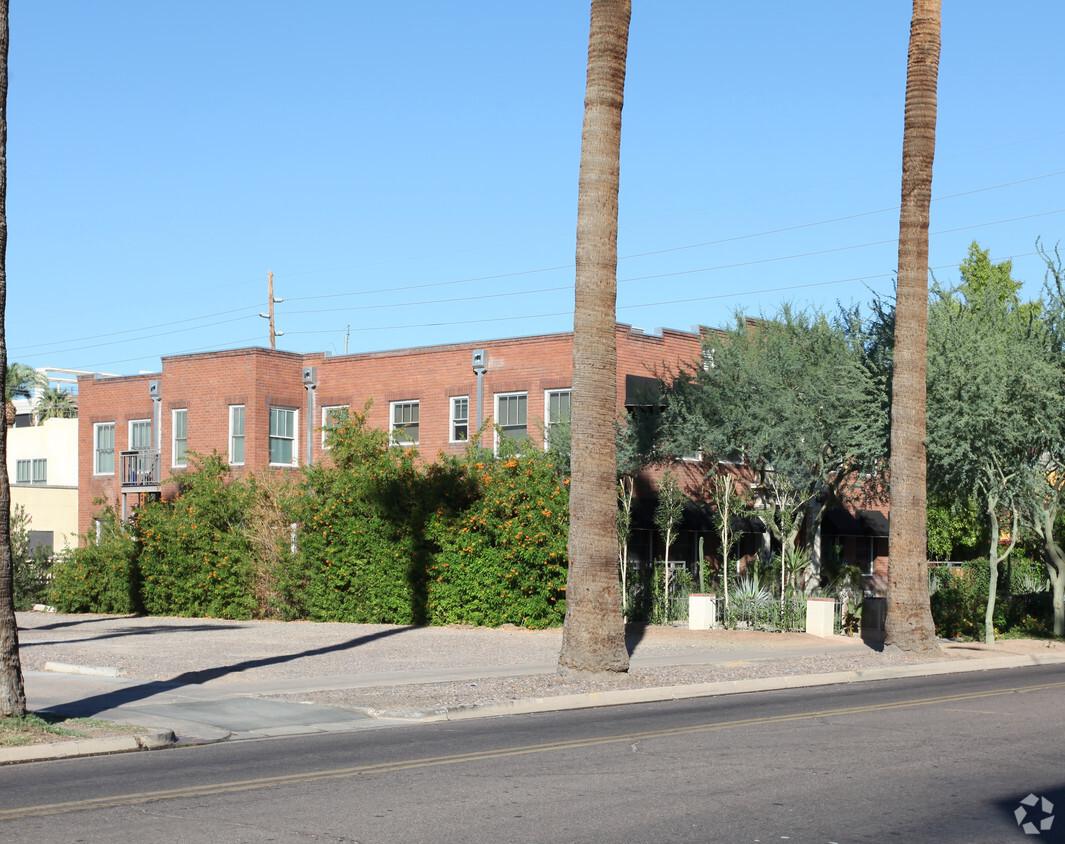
[884, 0, 941, 653]
[0, 0, 26, 717]
[558, 0, 631, 675]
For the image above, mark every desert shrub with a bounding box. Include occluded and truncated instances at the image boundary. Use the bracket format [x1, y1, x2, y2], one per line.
[137, 453, 257, 619]
[425, 446, 569, 628]
[49, 505, 141, 614]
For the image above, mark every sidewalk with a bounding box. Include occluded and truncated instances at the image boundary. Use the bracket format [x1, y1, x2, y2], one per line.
[6, 611, 1065, 764]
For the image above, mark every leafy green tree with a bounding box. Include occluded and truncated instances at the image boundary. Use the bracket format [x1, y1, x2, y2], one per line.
[654, 468, 685, 605]
[1029, 239, 1065, 636]
[662, 305, 884, 591]
[927, 263, 1064, 643]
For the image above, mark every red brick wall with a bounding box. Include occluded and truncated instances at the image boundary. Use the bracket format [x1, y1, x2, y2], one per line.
[76, 325, 706, 538]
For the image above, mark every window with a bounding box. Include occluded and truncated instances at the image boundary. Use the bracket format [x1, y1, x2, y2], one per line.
[15, 458, 45, 484]
[229, 405, 245, 465]
[129, 419, 152, 450]
[495, 392, 527, 446]
[321, 405, 349, 447]
[269, 407, 297, 465]
[544, 389, 571, 449]
[450, 396, 469, 442]
[390, 400, 419, 445]
[172, 409, 188, 467]
[94, 422, 115, 475]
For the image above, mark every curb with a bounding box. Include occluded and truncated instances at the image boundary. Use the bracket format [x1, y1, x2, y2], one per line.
[372, 652, 1065, 723]
[0, 731, 176, 766]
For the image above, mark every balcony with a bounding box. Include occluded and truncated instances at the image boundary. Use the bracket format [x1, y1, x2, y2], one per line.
[120, 450, 161, 491]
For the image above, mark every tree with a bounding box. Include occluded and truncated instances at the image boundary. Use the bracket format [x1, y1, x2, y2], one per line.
[558, 0, 631, 676]
[1030, 239, 1065, 636]
[926, 270, 1063, 644]
[0, 0, 26, 717]
[4, 362, 43, 427]
[883, 0, 941, 653]
[34, 385, 76, 423]
[654, 468, 685, 609]
[661, 306, 884, 591]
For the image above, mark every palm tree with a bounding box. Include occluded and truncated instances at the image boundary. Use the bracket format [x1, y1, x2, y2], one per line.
[558, 0, 631, 676]
[0, 0, 27, 717]
[884, 0, 941, 652]
[34, 385, 77, 423]
[4, 362, 43, 426]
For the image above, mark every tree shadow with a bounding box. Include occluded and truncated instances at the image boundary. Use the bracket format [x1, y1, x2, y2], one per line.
[20, 623, 248, 648]
[625, 622, 648, 655]
[42, 625, 413, 719]
[21, 615, 139, 632]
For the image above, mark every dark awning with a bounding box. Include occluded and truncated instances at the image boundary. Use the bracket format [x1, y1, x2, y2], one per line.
[824, 508, 889, 537]
[624, 374, 661, 406]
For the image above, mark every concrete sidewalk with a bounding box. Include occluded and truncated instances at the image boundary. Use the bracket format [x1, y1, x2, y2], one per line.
[6, 612, 1065, 764]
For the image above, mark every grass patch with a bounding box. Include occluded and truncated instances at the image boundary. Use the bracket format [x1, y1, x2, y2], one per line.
[0, 712, 147, 747]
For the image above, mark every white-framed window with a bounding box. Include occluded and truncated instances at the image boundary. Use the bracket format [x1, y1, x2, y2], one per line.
[321, 405, 349, 447]
[14, 459, 43, 484]
[94, 422, 115, 475]
[450, 396, 469, 443]
[495, 392, 527, 448]
[229, 405, 245, 465]
[172, 409, 188, 467]
[390, 400, 420, 445]
[129, 419, 152, 451]
[544, 389, 571, 450]
[269, 406, 298, 466]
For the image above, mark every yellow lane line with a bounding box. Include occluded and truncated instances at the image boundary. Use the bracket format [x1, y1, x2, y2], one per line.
[3, 678, 1063, 821]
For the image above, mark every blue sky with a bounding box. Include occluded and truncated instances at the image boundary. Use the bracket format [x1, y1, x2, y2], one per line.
[6, 1, 1064, 375]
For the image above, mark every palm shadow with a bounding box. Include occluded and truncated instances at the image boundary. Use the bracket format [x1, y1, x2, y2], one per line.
[42, 625, 413, 719]
[21, 623, 249, 648]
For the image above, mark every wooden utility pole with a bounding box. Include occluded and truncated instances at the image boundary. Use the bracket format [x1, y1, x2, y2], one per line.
[260, 271, 283, 349]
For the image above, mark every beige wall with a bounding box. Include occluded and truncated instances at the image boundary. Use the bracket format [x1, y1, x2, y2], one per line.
[7, 417, 78, 551]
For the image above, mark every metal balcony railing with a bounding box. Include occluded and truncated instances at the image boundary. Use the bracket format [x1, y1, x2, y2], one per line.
[120, 450, 161, 489]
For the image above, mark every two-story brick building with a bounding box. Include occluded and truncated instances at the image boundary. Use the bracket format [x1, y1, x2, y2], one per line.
[76, 322, 706, 539]
[75, 321, 889, 592]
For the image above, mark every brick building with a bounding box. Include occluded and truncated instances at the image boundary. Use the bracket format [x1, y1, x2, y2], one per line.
[76, 322, 706, 539]
[75, 321, 889, 593]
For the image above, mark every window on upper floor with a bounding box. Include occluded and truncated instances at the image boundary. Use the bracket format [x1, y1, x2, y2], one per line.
[390, 400, 419, 446]
[129, 419, 152, 451]
[94, 422, 115, 475]
[269, 407, 298, 466]
[172, 409, 188, 467]
[321, 405, 349, 448]
[229, 405, 245, 465]
[450, 396, 469, 443]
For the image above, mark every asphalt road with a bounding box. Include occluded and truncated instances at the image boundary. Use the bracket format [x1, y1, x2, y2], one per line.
[2, 664, 1064, 843]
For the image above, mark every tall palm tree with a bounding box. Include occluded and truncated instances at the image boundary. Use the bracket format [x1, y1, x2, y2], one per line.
[558, 0, 631, 675]
[0, 0, 27, 716]
[884, 0, 941, 652]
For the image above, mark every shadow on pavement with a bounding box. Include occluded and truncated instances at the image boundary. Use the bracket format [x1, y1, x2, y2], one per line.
[20, 623, 249, 648]
[43, 625, 414, 719]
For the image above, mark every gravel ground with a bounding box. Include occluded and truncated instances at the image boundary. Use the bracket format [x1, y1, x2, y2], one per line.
[16, 611, 1063, 717]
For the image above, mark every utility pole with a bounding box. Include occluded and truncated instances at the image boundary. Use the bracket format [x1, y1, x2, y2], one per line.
[344, 325, 350, 355]
[259, 271, 284, 349]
